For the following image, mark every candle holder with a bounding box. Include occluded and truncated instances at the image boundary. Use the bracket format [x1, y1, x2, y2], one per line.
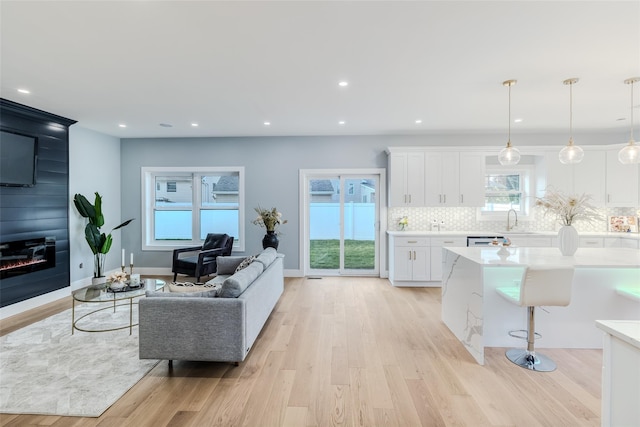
[121, 264, 126, 273]
[129, 263, 134, 275]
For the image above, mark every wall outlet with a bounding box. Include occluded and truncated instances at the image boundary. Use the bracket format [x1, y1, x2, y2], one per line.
[79, 263, 83, 269]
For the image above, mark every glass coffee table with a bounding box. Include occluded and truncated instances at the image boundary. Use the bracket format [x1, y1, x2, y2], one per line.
[72, 278, 165, 335]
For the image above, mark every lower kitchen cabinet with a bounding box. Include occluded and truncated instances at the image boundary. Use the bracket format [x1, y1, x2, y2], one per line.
[430, 237, 467, 281]
[605, 237, 640, 249]
[389, 236, 430, 284]
[389, 234, 466, 286]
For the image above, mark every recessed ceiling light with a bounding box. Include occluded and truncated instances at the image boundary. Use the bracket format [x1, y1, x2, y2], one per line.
[159, 123, 173, 128]
[191, 123, 199, 127]
[263, 121, 271, 126]
[338, 121, 346, 125]
[415, 119, 423, 124]
[514, 118, 523, 123]
[118, 124, 127, 128]
[17, 88, 30, 94]
[338, 81, 349, 87]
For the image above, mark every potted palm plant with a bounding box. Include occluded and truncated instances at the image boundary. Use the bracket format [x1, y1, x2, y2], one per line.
[73, 192, 133, 282]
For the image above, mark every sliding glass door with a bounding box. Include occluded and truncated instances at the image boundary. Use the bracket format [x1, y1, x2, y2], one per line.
[304, 172, 380, 276]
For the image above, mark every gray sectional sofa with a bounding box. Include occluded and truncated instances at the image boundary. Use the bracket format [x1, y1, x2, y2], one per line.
[138, 248, 284, 364]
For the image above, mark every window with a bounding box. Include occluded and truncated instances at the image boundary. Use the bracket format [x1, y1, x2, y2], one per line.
[142, 167, 244, 251]
[481, 167, 532, 217]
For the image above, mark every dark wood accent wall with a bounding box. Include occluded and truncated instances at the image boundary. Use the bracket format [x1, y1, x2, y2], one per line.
[0, 99, 76, 307]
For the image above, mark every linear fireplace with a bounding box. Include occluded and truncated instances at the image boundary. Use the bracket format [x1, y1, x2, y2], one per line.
[0, 237, 56, 280]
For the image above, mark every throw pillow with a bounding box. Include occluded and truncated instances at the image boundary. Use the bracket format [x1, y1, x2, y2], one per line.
[168, 281, 221, 295]
[235, 255, 257, 273]
[216, 256, 246, 275]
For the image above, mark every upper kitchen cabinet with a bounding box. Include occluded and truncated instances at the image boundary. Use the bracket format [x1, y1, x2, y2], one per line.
[542, 150, 606, 206]
[425, 152, 485, 207]
[388, 151, 425, 207]
[459, 153, 486, 206]
[605, 149, 639, 207]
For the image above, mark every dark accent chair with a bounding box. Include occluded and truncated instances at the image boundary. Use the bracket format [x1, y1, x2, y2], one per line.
[171, 233, 234, 282]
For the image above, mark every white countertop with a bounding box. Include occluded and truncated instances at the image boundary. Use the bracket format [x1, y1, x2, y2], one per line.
[443, 246, 640, 267]
[387, 230, 640, 240]
[596, 320, 640, 350]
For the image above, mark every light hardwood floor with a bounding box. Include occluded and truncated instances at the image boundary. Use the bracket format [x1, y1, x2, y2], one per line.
[1, 276, 602, 426]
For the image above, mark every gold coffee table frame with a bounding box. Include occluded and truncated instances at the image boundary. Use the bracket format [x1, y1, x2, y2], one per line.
[72, 279, 165, 335]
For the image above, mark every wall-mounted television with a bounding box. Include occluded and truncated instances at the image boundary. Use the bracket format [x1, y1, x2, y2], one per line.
[0, 130, 38, 187]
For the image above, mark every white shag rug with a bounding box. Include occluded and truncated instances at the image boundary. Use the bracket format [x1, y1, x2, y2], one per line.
[0, 302, 158, 417]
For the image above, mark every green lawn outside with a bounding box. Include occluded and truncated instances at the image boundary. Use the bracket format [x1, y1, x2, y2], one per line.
[310, 239, 375, 270]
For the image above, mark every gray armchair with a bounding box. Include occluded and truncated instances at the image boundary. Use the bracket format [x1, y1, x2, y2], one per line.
[171, 233, 234, 282]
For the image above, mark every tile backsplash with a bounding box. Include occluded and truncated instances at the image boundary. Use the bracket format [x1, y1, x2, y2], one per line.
[389, 206, 640, 233]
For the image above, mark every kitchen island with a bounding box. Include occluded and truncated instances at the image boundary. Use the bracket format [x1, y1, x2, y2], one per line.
[441, 246, 640, 364]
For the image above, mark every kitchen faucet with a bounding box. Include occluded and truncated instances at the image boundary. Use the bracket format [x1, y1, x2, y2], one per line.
[507, 209, 518, 231]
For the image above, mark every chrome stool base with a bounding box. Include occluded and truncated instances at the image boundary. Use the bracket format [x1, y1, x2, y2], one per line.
[506, 349, 557, 372]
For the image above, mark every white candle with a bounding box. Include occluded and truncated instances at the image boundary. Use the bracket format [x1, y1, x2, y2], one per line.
[122, 249, 125, 266]
[130, 253, 133, 265]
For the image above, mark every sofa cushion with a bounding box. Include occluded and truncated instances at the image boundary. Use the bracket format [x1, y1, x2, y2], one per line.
[235, 255, 257, 273]
[146, 287, 220, 298]
[220, 261, 264, 298]
[216, 256, 247, 275]
[255, 247, 277, 269]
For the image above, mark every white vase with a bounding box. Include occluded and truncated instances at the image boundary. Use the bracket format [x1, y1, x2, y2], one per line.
[558, 225, 579, 256]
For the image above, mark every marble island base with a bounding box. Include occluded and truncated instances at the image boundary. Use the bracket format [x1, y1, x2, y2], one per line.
[441, 247, 640, 365]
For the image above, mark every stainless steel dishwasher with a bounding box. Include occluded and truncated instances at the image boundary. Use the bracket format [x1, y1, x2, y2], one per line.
[466, 235, 505, 246]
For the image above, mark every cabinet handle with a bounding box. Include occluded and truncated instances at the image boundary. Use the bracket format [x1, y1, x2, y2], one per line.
[409, 194, 412, 203]
[407, 240, 417, 243]
[607, 194, 611, 203]
[444, 241, 454, 244]
[439, 194, 442, 203]
[443, 194, 446, 203]
[409, 251, 412, 260]
[413, 251, 416, 260]
[460, 194, 464, 203]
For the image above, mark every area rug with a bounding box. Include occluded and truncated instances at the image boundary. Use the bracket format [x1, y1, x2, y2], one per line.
[0, 302, 159, 417]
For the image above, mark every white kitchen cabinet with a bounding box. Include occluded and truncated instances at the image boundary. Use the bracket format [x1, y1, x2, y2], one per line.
[388, 152, 425, 207]
[389, 236, 430, 284]
[606, 150, 639, 207]
[543, 150, 606, 205]
[459, 153, 486, 206]
[429, 237, 467, 280]
[579, 237, 604, 248]
[425, 152, 485, 207]
[605, 237, 640, 249]
[505, 235, 552, 247]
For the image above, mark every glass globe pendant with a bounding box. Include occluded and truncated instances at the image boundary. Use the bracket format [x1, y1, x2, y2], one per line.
[559, 78, 584, 164]
[618, 77, 640, 165]
[498, 80, 520, 166]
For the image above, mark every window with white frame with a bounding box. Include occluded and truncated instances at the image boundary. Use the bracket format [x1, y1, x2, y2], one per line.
[142, 167, 244, 250]
[481, 167, 532, 217]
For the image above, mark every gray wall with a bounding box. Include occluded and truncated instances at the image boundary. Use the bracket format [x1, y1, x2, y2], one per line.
[120, 130, 625, 271]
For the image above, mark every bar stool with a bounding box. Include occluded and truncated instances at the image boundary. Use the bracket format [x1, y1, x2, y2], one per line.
[496, 265, 574, 372]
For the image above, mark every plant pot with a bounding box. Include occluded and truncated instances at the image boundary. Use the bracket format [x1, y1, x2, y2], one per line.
[262, 231, 279, 250]
[558, 225, 579, 256]
[91, 276, 106, 286]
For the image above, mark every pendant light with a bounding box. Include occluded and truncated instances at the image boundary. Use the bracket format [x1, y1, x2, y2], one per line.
[618, 77, 640, 164]
[498, 79, 521, 165]
[559, 78, 584, 164]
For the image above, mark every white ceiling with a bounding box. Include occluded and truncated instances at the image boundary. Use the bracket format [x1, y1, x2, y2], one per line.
[1, 1, 639, 139]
